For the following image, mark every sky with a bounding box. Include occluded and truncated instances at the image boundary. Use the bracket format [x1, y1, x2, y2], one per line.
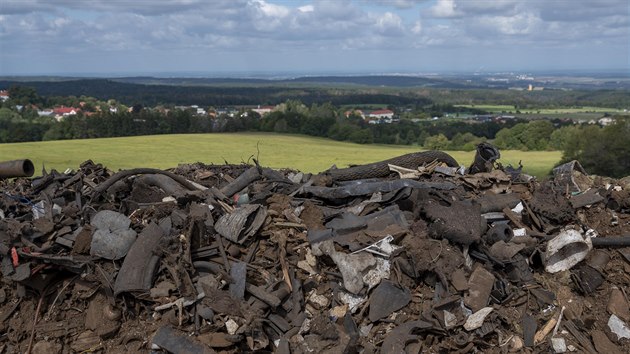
[0, 0, 628, 76]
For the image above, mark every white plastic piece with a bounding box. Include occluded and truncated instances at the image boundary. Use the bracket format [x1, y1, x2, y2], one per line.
[464, 307, 494, 331]
[511, 202, 524, 213]
[551, 337, 567, 353]
[161, 196, 177, 203]
[513, 228, 527, 237]
[225, 318, 239, 335]
[608, 314, 630, 340]
[545, 229, 592, 273]
[32, 201, 46, 219]
[338, 290, 367, 313]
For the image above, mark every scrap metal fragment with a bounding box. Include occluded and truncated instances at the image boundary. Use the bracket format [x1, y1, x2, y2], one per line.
[553, 160, 591, 193]
[229, 262, 247, 299]
[301, 180, 456, 199]
[152, 325, 214, 354]
[368, 280, 411, 322]
[380, 320, 434, 353]
[570, 189, 605, 209]
[114, 223, 165, 295]
[219, 166, 262, 198]
[522, 314, 537, 347]
[215, 204, 267, 244]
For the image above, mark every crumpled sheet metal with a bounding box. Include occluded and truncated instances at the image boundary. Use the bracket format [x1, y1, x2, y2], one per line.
[300, 179, 456, 199]
[553, 160, 591, 193]
[114, 222, 165, 295]
[215, 204, 267, 244]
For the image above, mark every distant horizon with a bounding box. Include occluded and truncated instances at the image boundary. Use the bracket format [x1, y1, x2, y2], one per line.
[2, 68, 629, 80]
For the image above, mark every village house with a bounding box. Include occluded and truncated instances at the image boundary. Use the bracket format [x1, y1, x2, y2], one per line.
[252, 105, 275, 116]
[53, 106, 81, 121]
[0, 90, 9, 102]
[368, 109, 395, 119]
[598, 117, 614, 126]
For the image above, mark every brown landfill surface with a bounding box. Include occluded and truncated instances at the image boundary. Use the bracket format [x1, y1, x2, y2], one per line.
[1, 144, 630, 354]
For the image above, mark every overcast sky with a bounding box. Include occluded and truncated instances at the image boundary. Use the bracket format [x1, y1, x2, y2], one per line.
[1, 0, 628, 76]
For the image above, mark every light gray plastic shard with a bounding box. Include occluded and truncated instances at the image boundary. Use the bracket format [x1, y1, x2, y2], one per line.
[608, 314, 630, 340]
[90, 210, 137, 260]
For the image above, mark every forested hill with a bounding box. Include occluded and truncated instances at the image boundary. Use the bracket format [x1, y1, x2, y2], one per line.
[0, 79, 434, 107]
[113, 75, 471, 88]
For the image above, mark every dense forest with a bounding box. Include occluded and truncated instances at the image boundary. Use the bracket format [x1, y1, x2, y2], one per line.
[2, 78, 630, 108]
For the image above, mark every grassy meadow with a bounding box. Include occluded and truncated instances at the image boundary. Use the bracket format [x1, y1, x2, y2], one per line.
[0, 133, 562, 178]
[454, 104, 629, 115]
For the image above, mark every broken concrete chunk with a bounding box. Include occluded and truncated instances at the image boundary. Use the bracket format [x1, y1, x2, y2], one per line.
[464, 265, 495, 312]
[591, 330, 624, 354]
[608, 287, 630, 321]
[451, 269, 469, 292]
[368, 280, 411, 322]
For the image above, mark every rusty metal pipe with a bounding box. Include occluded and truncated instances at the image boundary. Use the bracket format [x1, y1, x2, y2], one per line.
[0, 159, 35, 178]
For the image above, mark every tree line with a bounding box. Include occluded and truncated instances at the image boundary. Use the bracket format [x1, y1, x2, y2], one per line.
[2, 85, 629, 177]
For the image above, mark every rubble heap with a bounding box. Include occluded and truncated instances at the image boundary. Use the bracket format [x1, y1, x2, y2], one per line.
[1, 150, 630, 353]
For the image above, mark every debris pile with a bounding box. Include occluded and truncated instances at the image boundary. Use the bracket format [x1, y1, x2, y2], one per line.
[1, 148, 630, 353]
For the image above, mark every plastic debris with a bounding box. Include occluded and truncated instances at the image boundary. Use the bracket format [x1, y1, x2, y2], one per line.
[545, 228, 593, 273]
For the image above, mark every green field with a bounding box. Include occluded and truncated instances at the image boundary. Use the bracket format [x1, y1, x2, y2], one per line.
[455, 104, 629, 115]
[0, 133, 562, 178]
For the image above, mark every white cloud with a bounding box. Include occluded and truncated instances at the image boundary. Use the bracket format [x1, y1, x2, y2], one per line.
[375, 12, 405, 36]
[254, 0, 290, 18]
[297, 5, 314, 13]
[366, 0, 430, 9]
[411, 20, 422, 34]
[429, 0, 458, 18]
